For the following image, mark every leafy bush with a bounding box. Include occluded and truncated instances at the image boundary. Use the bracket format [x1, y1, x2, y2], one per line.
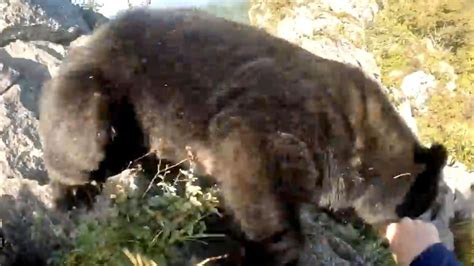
[50, 162, 221, 266]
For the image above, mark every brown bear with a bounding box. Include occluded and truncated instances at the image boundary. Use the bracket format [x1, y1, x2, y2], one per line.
[38, 8, 447, 265]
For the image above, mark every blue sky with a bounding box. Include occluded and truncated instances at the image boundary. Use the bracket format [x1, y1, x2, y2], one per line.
[98, 0, 225, 17]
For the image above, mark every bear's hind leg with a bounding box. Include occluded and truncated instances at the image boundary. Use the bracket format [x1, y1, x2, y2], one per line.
[209, 120, 303, 265]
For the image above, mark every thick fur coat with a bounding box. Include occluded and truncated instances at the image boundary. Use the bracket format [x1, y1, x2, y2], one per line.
[39, 8, 448, 265]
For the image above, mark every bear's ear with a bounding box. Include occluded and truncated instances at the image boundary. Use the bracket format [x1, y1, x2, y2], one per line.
[414, 143, 448, 172]
[396, 143, 448, 218]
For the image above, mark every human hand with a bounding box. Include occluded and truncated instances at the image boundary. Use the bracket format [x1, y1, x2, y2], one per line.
[385, 217, 441, 266]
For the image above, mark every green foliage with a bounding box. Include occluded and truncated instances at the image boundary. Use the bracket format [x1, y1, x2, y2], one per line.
[354, 226, 395, 266]
[50, 165, 221, 266]
[385, 0, 474, 52]
[418, 92, 474, 168]
[367, 0, 474, 169]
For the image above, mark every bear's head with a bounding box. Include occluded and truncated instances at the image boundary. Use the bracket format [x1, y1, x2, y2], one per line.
[352, 143, 448, 225]
[395, 143, 448, 218]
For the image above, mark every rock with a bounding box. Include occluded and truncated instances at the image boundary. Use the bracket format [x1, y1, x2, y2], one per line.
[0, 27, 71, 264]
[0, 61, 20, 90]
[0, 85, 47, 184]
[443, 162, 474, 220]
[299, 37, 380, 81]
[69, 34, 92, 48]
[437, 61, 457, 91]
[128, 0, 152, 7]
[0, 177, 73, 265]
[0, 39, 66, 185]
[311, 0, 380, 26]
[77, 7, 109, 30]
[0, 62, 47, 184]
[249, 0, 379, 29]
[0, 2, 108, 264]
[75, 169, 145, 225]
[419, 162, 474, 251]
[299, 206, 391, 265]
[101, 168, 146, 200]
[0, 0, 94, 46]
[397, 98, 418, 135]
[420, 180, 456, 250]
[400, 71, 437, 111]
[250, 0, 381, 80]
[0, 166, 145, 265]
[0, 40, 66, 115]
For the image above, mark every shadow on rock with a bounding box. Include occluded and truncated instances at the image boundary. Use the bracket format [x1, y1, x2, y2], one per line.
[0, 49, 50, 117]
[0, 184, 73, 266]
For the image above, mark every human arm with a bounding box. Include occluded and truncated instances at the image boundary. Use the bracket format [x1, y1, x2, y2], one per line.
[385, 218, 461, 266]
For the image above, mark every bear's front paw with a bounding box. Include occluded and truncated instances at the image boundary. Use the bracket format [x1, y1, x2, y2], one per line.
[267, 230, 301, 266]
[242, 229, 302, 266]
[51, 181, 101, 211]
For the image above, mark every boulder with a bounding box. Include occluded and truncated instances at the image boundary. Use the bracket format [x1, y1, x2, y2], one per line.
[0, 0, 107, 47]
[400, 71, 437, 111]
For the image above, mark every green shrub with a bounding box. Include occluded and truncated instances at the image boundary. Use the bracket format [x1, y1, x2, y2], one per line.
[50, 164, 221, 266]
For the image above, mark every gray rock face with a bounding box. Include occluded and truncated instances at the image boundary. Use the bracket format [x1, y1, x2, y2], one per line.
[0, 178, 72, 265]
[0, 1, 108, 264]
[0, 60, 53, 265]
[397, 98, 418, 135]
[318, 0, 379, 25]
[300, 207, 374, 265]
[0, 0, 87, 46]
[0, 38, 67, 187]
[0, 0, 108, 47]
[419, 180, 456, 250]
[419, 164, 474, 251]
[444, 162, 474, 220]
[250, 0, 381, 81]
[0, 84, 47, 183]
[298, 37, 381, 81]
[0, 40, 67, 115]
[0, 62, 48, 184]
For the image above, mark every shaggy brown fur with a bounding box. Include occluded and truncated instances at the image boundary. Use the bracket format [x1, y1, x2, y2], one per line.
[39, 8, 447, 265]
